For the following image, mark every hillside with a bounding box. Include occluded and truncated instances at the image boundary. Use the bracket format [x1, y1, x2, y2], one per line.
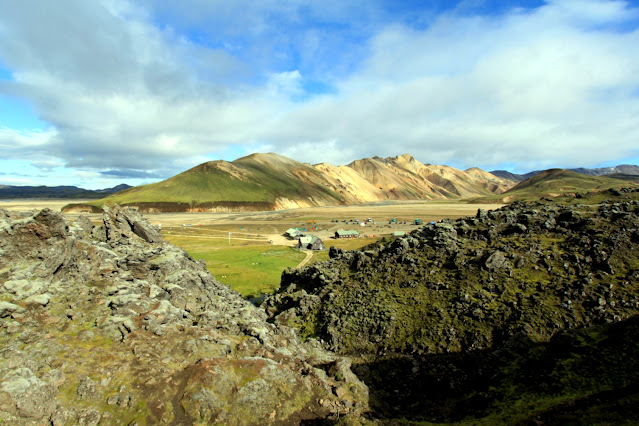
[474, 169, 639, 203]
[85, 154, 345, 212]
[64, 153, 515, 213]
[263, 187, 639, 422]
[3, 190, 639, 423]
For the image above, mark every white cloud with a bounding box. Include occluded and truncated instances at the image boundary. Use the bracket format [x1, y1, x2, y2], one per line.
[0, 127, 59, 155]
[1, 0, 639, 188]
[267, 70, 303, 98]
[258, 0, 639, 169]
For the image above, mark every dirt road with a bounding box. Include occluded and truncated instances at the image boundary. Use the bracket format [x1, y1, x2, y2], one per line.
[296, 251, 314, 268]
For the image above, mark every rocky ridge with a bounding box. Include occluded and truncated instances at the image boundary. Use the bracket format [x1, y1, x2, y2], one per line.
[266, 188, 639, 354]
[263, 188, 639, 422]
[0, 205, 368, 424]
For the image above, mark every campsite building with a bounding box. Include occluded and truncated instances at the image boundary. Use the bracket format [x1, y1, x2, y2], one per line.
[335, 229, 359, 239]
[297, 235, 324, 250]
[284, 228, 304, 240]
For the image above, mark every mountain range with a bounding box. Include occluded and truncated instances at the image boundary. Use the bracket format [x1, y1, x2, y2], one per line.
[69, 153, 639, 212]
[65, 153, 516, 212]
[0, 183, 131, 199]
[475, 168, 639, 203]
[3, 154, 638, 210]
[490, 164, 639, 181]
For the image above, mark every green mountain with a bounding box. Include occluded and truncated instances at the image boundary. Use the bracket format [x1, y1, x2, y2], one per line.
[67, 153, 346, 212]
[475, 169, 638, 202]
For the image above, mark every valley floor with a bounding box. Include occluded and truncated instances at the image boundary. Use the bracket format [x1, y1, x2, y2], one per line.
[1, 199, 504, 245]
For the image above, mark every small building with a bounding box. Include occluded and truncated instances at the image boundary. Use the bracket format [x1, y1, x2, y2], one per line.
[393, 231, 406, 237]
[335, 229, 359, 239]
[297, 235, 324, 250]
[284, 228, 304, 240]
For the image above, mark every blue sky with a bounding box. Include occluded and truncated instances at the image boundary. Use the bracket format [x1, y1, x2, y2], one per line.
[1, 0, 639, 189]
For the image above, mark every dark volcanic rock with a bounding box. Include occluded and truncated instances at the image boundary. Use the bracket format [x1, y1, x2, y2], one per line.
[484, 250, 510, 271]
[265, 193, 639, 355]
[263, 190, 639, 422]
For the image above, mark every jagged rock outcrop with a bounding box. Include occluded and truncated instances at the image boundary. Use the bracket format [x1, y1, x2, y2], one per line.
[263, 188, 639, 422]
[264, 188, 639, 355]
[0, 205, 368, 425]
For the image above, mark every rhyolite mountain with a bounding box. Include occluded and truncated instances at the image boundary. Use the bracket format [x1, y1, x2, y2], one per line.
[63, 153, 515, 213]
[0, 184, 131, 199]
[263, 187, 639, 422]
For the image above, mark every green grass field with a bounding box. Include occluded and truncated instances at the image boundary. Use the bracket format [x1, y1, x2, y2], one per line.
[164, 228, 306, 297]
[163, 225, 382, 297]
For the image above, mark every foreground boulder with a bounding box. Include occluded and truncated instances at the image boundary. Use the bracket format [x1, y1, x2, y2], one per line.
[0, 205, 368, 424]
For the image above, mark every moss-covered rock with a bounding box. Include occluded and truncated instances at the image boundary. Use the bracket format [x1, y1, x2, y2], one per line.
[264, 189, 639, 422]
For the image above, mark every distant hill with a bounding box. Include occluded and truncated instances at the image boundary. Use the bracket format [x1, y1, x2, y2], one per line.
[475, 169, 639, 202]
[64, 153, 515, 213]
[0, 183, 131, 199]
[491, 164, 639, 181]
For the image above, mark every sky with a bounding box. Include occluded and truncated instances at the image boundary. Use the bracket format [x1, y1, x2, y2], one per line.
[1, 0, 639, 189]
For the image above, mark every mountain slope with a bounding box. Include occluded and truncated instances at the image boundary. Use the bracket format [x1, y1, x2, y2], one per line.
[86, 153, 346, 211]
[476, 169, 639, 202]
[67, 153, 515, 212]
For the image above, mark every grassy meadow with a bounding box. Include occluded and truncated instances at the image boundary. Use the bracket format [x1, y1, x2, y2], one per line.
[162, 226, 301, 297]
[163, 224, 383, 297]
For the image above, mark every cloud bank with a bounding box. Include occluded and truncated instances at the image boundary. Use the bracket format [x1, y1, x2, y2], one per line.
[0, 0, 638, 187]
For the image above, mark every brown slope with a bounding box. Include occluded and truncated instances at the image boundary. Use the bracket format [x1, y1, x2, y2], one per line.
[312, 163, 387, 204]
[346, 156, 443, 200]
[344, 154, 514, 201]
[464, 167, 517, 193]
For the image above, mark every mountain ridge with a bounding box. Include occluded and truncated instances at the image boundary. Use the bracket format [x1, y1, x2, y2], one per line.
[477, 169, 639, 203]
[69, 153, 515, 213]
[491, 164, 639, 181]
